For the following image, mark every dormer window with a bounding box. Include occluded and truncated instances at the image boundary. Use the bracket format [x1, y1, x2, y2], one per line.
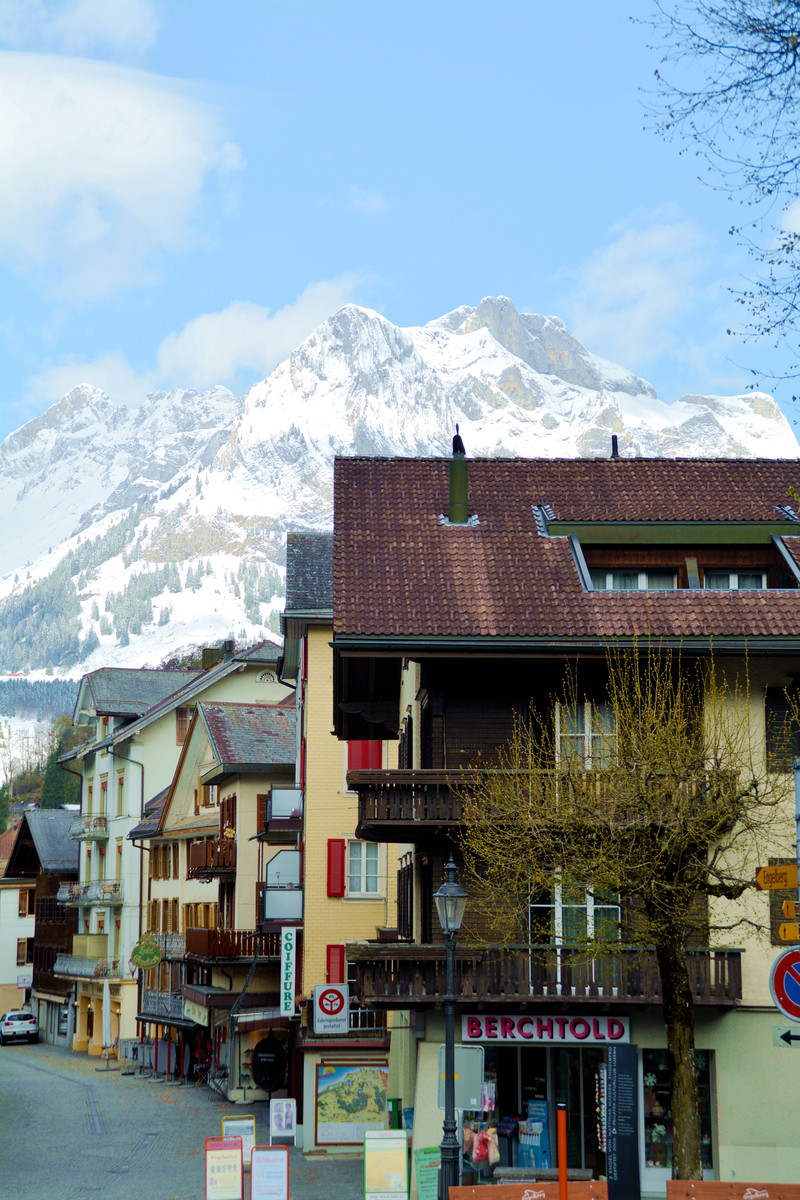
[703, 571, 766, 590]
[590, 570, 676, 592]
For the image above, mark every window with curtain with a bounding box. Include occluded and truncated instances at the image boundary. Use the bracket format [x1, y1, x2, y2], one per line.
[557, 701, 616, 767]
[348, 841, 379, 896]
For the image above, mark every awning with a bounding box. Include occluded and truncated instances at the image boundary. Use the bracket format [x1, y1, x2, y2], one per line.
[231, 1007, 290, 1033]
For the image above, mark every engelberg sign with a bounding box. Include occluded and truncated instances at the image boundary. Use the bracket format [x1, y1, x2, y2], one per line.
[462, 1014, 629, 1044]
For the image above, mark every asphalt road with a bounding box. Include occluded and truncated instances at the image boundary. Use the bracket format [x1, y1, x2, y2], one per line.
[0, 1042, 365, 1200]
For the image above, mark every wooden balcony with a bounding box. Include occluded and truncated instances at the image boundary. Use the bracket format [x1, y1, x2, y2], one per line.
[188, 837, 237, 879]
[347, 944, 742, 1010]
[349, 768, 736, 842]
[185, 927, 281, 962]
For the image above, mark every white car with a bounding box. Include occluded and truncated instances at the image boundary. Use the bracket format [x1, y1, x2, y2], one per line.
[0, 1010, 39, 1044]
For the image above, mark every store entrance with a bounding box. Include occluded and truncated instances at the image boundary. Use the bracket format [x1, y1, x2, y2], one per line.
[490, 1044, 607, 1175]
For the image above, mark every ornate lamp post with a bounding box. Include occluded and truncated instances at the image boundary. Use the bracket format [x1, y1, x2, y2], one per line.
[434, 857, 467, 1200]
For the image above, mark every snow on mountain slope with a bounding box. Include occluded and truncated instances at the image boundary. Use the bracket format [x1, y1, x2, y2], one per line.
[1, 296, 796, 677]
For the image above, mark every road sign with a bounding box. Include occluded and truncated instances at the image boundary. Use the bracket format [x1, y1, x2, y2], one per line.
[755, 864, 798, 890]
[437, 1043, 484, 1110]
[779, 922, 800, 942]
[770, 947, 800, 1022]
[773, 1026, 800, 1047]
[312, 983, 349, 1034]
[784, 900, 798, 920]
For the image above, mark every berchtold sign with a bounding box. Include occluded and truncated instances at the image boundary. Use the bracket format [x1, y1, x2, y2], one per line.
[462, 1014, 630, 1044]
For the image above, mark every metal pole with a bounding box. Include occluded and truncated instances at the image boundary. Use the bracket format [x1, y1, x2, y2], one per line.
[439, 929, 458, 1200]
[793, 760, 800, 910]
[557, 1102, 568, 1200]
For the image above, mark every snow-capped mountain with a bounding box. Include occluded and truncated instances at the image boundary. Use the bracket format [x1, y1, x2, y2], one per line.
[1, 296, 797, 678]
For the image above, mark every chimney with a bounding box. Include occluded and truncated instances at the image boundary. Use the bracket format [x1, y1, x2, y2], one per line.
[449, 425, 468, 524]
[611, 434, 619, 459]
[202, 646, 223, 670]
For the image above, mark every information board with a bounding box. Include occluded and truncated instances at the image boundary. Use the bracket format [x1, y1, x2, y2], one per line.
[221, 1116, 256, 1170]
[437, 1044, 484, 1110]
[269, 1098, 297, 1145]
[364, 1129, 409, 1200]
[605, 1043, 640, 1200]
[413, 1146, 440, 1200]
[251, 1145, 289, 1200]
[204, 1135, 243, 1200]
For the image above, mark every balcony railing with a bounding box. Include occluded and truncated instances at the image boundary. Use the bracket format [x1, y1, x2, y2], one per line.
[56, 882, 90, 906]
[350, 768, 737, 840]
[85, 881, 124, 905]
[188, 838, 237, 878]
[53, 954, 121, 980]
[347, 944, 742, 1009]
[141, 989, 186, 1021]
[34, 898, 69, 924]
[185, 927, 281, 962]
[149, 932, 186, 959]
[70, 815, 109, 840]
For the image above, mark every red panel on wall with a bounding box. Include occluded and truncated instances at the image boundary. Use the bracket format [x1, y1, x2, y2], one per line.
[347, 741, 382, 770]
[326, 944, 345, 984]
[327, 838, 345, 897]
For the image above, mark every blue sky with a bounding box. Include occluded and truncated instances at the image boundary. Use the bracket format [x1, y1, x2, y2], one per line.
[1, 0, 795, 444]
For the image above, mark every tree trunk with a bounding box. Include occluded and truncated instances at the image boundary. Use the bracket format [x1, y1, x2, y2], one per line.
[655, 934, 702, 1179]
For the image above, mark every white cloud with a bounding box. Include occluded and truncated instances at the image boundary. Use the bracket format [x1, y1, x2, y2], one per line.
[344, 185, 389, 216]
[157, 278, 362, 387]
[23, 278, 362, 409]
[0, 52, 242, 300]
[567, 210, 710, 367]
[0, 0, 158, 57]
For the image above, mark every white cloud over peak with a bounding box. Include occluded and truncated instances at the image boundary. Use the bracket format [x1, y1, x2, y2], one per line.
[344, 185, 389, 216]
[0, 52, 242, 301]
[0, 0, 158, 57]
[23, 278, 362, 412]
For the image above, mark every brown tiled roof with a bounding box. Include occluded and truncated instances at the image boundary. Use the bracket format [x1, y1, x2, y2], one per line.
[199, 702, 296, 766]
[333, 457, 800, 642]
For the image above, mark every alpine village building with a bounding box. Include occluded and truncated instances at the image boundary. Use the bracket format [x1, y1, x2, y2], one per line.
[332, 447, 800, 1195]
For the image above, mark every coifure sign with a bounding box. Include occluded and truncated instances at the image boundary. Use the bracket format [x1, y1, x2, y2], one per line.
[462, 1014, 630, 1044]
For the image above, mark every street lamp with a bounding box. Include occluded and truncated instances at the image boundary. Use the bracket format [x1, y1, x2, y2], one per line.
[434, 857, 467, 1200]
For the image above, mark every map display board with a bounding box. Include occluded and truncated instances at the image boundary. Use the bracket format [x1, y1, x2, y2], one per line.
[315, 1060, 389, 1145]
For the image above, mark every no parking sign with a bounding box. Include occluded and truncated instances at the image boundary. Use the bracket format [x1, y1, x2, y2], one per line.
[770, 947, 800, 1023]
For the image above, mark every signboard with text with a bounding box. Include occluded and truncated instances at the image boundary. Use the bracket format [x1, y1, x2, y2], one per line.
[313, 983, 349, 1034]
[462, 1013, 629, 1044]
[204, 1136, 243, 1200]
[279, 927, 296, 1016]
[605, 1043, 639, 1200]
[251, 1146, 289, 1200]
[221, 1117, 255, 1171]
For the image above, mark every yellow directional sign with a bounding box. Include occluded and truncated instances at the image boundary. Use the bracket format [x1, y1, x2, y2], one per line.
[755, 864, 798, 891]
[778, 922, 800, 942]
[783, 900, 798, 920]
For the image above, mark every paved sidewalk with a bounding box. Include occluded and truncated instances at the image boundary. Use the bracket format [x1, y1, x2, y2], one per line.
[0, 1041, 365, 1199]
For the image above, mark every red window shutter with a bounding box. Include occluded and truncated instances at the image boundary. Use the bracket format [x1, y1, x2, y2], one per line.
[327, 839, 345, 897]
[347, 741, 382, 770]
[326, 944, 345, 984]
[257, 795, 267, 829]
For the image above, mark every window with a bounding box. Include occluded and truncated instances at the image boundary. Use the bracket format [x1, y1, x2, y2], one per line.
[643, 1049, 713, 1171]
[703, 570, 765, 590]
[99, 778, 108, 814]
[117, 774, 124, 816]
[172, 844, 179, 880]
[557, 702, 616, 767]
[175, 706, 193, 745]
[766, 689, 800, 770]
[348, 841, 379, 896]
[18, 889, 35, 918]
[16, 938, 33, 965]
[529, 884, 620, 946]
[590, 570, 676, 591]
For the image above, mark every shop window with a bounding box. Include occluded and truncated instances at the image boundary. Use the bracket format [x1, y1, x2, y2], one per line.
[347, 840, 380, 896]
[557, 702, 616, 768]
[643, 1049, 713, 1171]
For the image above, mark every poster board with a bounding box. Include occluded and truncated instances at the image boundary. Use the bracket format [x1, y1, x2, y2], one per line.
[269, 1098, 297, 1145]
[364, 1129, 409, 1200]
[251, 1146, 289, 1200]
[413, 1146, 440, 1200]
[204, 1135, 244, 1200]
[222, 1116, 256, 1170]
[316, 1060, 388, 1145]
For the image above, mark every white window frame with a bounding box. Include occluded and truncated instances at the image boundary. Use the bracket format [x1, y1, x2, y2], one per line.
[703, 570, 766, 590]
[590, 570, 677, 591]
[555, 701, 616, 768]
[346, 840, 382, 898]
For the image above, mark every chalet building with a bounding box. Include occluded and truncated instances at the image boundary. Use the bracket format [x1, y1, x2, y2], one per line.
[132, 698, 296, 1098]
[332, 451, 800, 1195]
[4, 809, 79, 1043]
[280, 533, 396, 1151]
[56, 643, 291, 1055]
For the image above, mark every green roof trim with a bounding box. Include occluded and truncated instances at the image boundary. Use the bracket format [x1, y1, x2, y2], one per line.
[547, 521, 796, 544]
